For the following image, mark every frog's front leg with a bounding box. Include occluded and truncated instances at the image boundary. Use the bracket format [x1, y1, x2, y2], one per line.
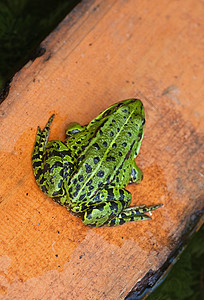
[65, 123, 86, 139]
[129, 160, 143, 184]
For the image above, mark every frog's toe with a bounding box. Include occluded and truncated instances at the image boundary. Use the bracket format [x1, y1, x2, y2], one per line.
[104, 203, 163, 227]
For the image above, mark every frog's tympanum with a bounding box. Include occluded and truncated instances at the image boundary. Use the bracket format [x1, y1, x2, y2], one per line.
[32, 99, 162, 227]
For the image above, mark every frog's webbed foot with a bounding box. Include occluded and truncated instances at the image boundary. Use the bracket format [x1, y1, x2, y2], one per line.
[32, 114, 55, 161]
[105, 203, 163, 227]
[129, 161, 143, 184]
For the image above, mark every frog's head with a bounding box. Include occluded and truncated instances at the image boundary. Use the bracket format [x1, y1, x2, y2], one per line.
[101, 98, 144, 119]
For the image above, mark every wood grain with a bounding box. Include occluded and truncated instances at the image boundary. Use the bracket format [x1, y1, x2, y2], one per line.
[0, 0, 203, 299]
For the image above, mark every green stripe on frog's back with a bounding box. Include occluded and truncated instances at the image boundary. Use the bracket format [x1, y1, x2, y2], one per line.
[68, 99, 145, 203]
[65, 99, 143, 161]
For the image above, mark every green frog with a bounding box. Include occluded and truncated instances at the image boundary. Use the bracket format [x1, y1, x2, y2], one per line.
[32, 98, 162, 227]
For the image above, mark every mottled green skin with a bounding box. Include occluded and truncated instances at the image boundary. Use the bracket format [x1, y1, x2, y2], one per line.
[32, 99, 162, 227]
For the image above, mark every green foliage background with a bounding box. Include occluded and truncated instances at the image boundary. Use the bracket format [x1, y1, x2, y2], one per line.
[0, 1, 203, 299]
[147, 225, 204, 300]
[0, 0, 81, 91]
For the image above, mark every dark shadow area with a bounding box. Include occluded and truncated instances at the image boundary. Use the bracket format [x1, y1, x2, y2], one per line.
[147, 225, 204, 300]
[0, 0, 81, 94]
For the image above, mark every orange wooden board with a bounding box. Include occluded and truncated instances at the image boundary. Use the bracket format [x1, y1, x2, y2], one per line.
[0, 0, 203, 299]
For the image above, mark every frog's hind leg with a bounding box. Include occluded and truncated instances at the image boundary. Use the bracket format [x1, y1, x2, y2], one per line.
[129, 160, 143, 184]
[82, 186, 162, 227]
[32, 114, 55, 161]
[32, 114, 55, 180]
[82, 188, 132, 227]
[105, 203, 163, 227]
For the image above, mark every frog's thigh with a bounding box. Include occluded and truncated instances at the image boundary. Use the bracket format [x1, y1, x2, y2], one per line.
[82, 188, 132, 227]
[129, 160, 143, 184]
[34, 140, 75, 197]
[33, 139, 66, 177]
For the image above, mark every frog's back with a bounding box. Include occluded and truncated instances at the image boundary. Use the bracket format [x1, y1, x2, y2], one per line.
[68, 99, 145, 203]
